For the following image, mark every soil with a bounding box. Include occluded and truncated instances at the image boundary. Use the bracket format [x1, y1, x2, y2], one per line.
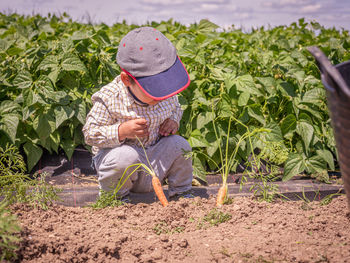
[11, 195, 350, 262]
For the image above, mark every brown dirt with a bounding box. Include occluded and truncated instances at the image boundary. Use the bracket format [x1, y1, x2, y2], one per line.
[11, 195, 350, 263]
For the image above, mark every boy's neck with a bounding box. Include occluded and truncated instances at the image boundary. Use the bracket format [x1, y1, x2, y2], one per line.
[127, 87, 149, 106]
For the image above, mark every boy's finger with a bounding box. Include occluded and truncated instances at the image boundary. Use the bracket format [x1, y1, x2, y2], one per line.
[135, 118, 148, 125]
[135, 130, 149, 137]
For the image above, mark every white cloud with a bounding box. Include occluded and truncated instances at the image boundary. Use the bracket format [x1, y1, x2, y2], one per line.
[261, 0, 311, 8]
[199, 3, 220, 11]
[142, 0, 227, 5]
[301, 3, 321, 13]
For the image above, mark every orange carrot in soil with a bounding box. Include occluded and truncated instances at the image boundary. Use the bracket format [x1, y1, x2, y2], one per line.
[152, 176, 169, 207]
[216, 184, 227, 207]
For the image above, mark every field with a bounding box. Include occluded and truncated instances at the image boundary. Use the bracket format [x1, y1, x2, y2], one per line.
[10, 196, 350, 262]
[1, 12, 350, 262]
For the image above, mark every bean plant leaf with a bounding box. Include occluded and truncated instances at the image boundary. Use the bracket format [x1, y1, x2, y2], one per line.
[316, 149, 335, 171]
[54, 106, 74, 129]
[247, 104, 266, 125]
[198, 19, 219, 32]
[60, 139, 75, 160]
[38, 55, 59, 71]
[188, 129, 209, 148]
[13, 71, 33, 89]
[296, 121, 314, 150]
[281, 114, 297, 138]
[23, 141, 43, 171]
[234, 75, 263, 96]
[0, 101, 20, 114]
[302, 88, 325, 104]
[196, 111, 215, 130]
[75, 100, 87, 124]
[283, 153, 305, 181]
[305, 155, 327, 173]
[32, 114, 54, 140]
[238, 91, 250, 106]
[0, 113, 19, 143]
[61, 53, 87, 72]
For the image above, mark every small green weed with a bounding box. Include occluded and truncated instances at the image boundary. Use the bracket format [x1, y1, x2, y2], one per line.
[152, 221, 184, 235]
[0, 201, 21, 261]
[203, 208, 232, 226]
[91, 190, 125, 209]
[219, 246, 232, 258]
[320, 191, 344, 206]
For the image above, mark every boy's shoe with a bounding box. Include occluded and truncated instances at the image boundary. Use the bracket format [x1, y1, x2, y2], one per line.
[170, 190, 194, 201]
[119, 194, 131, 203]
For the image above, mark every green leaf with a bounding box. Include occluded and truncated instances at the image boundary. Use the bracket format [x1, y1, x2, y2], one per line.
[32, 114, 54, 140]
[49, 131, 60, 153]
[0, 100, 20, 114]
[22, 89, 39, 107]
[7, 47, 23, 56]
[297, 103, 323, 120]
[37, 55, 59, 71]
[283, 153, 305, 181]
[61, 53, 87, 72]
[238, 91, 250, 106]
[265, 122, 283, 141]
[60, 139, 75, 160]
[196, 111, 214, 130]
[54, 105, 74, 129]
[23, 141, 43, 171]
[256, 77, 277, 95]
[302, 88, 325, 105]
[188, 129, 209, 148]
[48, 69, 60, 83]
[296, 121, 314, 150]
[281, 114, 297, 138]
[278, 82, 296, 97]
[316, 149, 335, 171]
[198, 19, 219, 32]
[247, 104, 265, 125]
[0, 113, 19, 143]
[13, 71, 33, 89]
[305, 155, 327, 173]
[234, 75, 263, 96]
[75, 100, 87, 124]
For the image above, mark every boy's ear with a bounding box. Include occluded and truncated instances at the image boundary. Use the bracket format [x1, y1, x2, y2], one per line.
[120, 72, 131, 86]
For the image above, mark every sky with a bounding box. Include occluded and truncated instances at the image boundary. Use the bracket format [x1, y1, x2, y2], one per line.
[1, 0, 350, 31]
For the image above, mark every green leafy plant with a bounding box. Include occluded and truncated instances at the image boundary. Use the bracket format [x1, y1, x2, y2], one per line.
[91, 190, 125, 209]
[0, 201, 21, 261]
[0, 144, 61, 209]
[152, 221, 184, 235]
[0, 13, 348, 183]
[203, 208, 232, 226]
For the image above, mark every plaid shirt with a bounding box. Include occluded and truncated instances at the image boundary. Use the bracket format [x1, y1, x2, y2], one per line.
[83, 75, 183, 155]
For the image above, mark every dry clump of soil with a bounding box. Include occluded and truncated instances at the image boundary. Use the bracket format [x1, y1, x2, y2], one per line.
[11, 195, 350, 263]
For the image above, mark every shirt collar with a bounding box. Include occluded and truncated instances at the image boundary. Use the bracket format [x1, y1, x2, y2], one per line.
[127, 87, 149, 106]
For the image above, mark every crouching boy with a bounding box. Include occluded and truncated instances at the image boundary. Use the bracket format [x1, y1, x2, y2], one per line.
[82, 27, 193, 201]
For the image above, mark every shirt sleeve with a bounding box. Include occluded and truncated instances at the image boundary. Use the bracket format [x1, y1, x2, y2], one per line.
[168, 95, 183, 125]
[82, 95, 124, 149]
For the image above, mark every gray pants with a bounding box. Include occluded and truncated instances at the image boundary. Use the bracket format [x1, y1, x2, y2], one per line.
[93, 135, 193, 197]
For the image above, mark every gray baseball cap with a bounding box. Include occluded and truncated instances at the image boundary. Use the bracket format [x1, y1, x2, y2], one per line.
[116, 27, 190, 100]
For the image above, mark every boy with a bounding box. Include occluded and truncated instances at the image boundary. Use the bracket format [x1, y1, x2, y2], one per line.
[83, 27, 193, 201]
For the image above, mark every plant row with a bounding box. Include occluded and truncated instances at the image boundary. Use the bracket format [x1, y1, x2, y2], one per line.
[1, 13, 350, 181]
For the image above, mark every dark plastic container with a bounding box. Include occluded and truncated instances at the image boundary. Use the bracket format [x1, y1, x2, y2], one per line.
[308, 46, 350, 210]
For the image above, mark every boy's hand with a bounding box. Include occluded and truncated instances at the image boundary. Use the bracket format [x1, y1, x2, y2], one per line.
[159, 118, 178, 136]
[118, 119, 149, 141]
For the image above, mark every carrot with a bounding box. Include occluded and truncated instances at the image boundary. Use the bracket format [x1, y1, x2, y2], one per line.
[152, 176, 169, 207]
[216, 184, 227, 207]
